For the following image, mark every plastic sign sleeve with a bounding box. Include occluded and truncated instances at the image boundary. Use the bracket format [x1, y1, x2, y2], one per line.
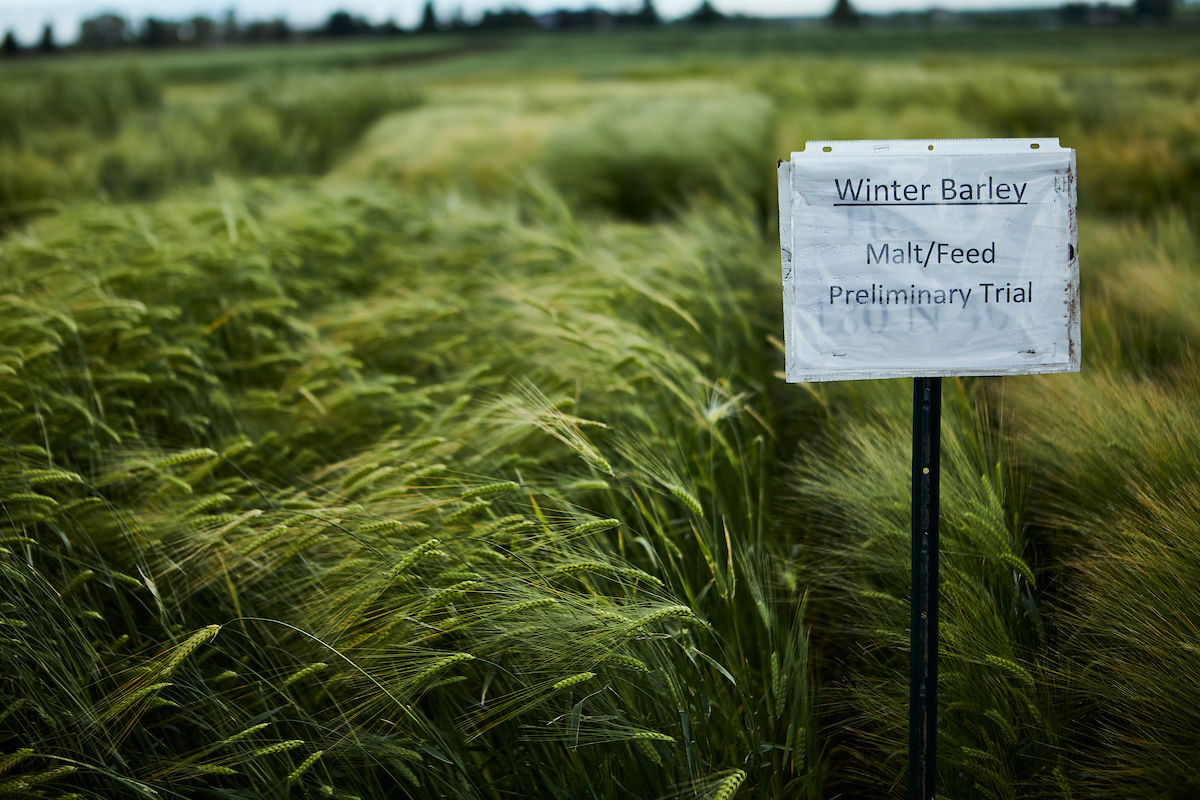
[779, 138, 1079, 383]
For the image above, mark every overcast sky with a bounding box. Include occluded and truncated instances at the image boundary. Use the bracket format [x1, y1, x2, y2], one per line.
[0, 0, 1089, 43]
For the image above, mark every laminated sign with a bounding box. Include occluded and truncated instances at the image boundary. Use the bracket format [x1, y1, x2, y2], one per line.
[778, 138, 1079, 382]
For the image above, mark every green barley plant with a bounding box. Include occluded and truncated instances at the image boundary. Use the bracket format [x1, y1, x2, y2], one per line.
[1005, 367, 1200, 800]
[0, 154, 820, 796]
[1, 64, 421, 216]
[790, 379, 1063, 800]
[2, 25, 1200, 800]
[541, 93, 775, 222]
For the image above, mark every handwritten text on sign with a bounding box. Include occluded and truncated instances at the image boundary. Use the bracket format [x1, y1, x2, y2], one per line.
[778, 139, 1080, 383]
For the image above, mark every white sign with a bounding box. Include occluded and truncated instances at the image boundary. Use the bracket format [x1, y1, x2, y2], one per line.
[778, 138, 1079, 382]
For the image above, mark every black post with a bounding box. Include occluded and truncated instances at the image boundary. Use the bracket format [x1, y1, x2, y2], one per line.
[909, 377, 941, 800]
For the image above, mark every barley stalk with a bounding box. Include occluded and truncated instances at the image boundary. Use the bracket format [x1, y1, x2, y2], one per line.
[183, 493, 231, 517]
[402, 464, 447, 484]
[210, 510, 264, 541]
[417, 580, 482, 616]
[617, 567, 664, 587]
[287, 750, 324, 781]
[413, 652, 475, 684]
[158, 473, 194, 494]
[222, 723, 270, 744]
[476, 514, 526, 535]
[62, 569, 94, 596]
[770, 651, 785, 718]
[191, 512, 240, 529]
[630, 729, 674, 742]
[232, 524, 291, 558]
[341, 463, 381, 491]
[711, 769, 747, 800]
[634, 738, 662, 765]
[0, 749, 34, 776]
[192, 764, 238, 775]
[982, 654, 1035, 686]
[603, 654, 650, 672]
[22, 469, 82, 486]
[557, 561, 611, 576]
[404, 436, 446, 457]
[160, 625, 220, 678]
[251, 740, 305, 757]
[389, 747, 422, 762]
[356, 519, 425, 534]
[503, 598, 558, 614]
[436, 570, 483, 581]
[283, 662, 328, 687]
[107, 682, 172, 718]
[552, 672, 596, 691]
[591, 609, 632, 626]
[570, 518, 620, 535]
[221, 436, 253, 458]
[492, 520, 535, 538]
[0, 537, 36, 547]
[667, 484, 703, 517]
[58, 497, 106, 516]
[100, 569, 140, 590]
[153, 448, 217, 469]
[6, 492, 57, 506]
[443, 500, 490, 524]
[392, 758, 420, 786]
[633, 605, 696, 629]
[0, 765, 75, 790]
[460, 481, 519, 499]
[996, 552, 1036, 586]
[277, 529, 324, 562]
[569, 480, 609, 492]
[858, 590, 903, 605]
[391, 538, 443, 575]
[984, 708, 1018, 747]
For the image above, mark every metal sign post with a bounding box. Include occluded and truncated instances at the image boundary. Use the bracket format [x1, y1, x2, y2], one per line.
[778, 138, 1079, 800]
[909, 377, 940, 800]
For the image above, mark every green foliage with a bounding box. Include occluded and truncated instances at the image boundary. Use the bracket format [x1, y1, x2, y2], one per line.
[542, 93, 774, 220]
[1, 25, 1199, 800]
[0, 66, 420, 221]
[0, 174, 819, 797]
[1006, 368, 1200, 800]
[792, 380, 1060, 799]
[229, 72, 424, 174]
[0, 63, 161, 144]
[1079, 210, 1200, 373]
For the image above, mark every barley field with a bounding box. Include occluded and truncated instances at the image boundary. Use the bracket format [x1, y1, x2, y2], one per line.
[1, 25, 1199, 799]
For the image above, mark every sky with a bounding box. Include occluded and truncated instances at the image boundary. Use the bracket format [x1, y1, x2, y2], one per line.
[0, 0, 1084, 43]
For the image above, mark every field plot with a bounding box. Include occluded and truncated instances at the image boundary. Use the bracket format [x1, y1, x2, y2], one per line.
[2, 26, 1199, 799]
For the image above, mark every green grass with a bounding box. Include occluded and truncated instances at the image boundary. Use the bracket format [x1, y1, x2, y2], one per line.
[1, 24, 1199, 800]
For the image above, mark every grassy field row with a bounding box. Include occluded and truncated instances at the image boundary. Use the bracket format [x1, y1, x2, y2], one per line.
[1, 27, 1198, 799]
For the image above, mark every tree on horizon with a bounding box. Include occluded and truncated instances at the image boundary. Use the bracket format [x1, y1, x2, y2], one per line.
[38, 23, 56, 52]
[1, 30, 18, 56]
[637, 0, 661, 25]
[830, 0, 861, 26]
[419, 1, 440, 33]
[688, 0, 725, 24]
[1134, 0, 1174, 21]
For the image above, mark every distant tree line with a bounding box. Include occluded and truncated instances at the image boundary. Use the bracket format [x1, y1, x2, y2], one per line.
[0, 0, 1184, 58]
[2, 0, 670, 56]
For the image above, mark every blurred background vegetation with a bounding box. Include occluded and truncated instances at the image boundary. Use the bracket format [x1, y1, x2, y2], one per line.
[1, 17, 1199, 800]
